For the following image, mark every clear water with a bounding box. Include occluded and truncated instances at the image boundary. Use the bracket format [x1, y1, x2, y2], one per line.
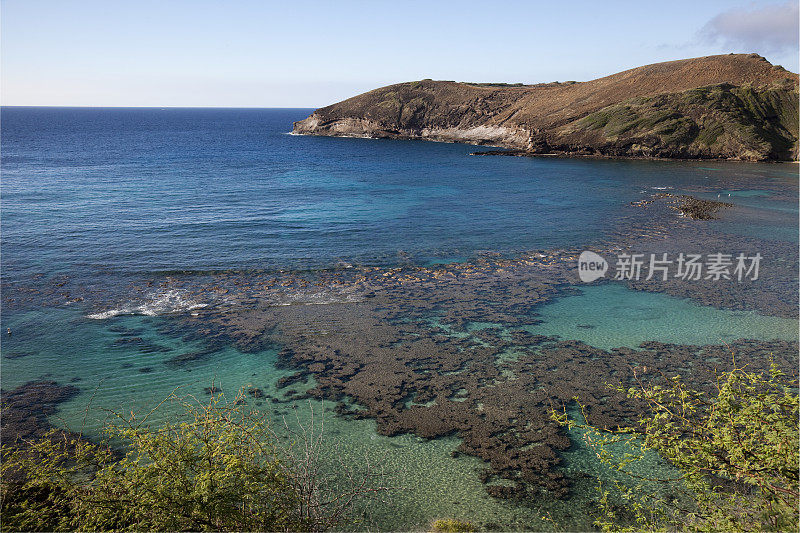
[525, 283, 799, 350]
[0, 309, 579, 530]
[1, 107, 798, 530]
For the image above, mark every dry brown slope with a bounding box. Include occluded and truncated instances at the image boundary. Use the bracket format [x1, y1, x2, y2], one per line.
[294, 54, 799, 160]
[508, 53, 795, 126]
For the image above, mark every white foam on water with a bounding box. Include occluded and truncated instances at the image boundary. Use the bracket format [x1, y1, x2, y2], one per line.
[86, 308, 129, 320]
[86, 290, 207, 319]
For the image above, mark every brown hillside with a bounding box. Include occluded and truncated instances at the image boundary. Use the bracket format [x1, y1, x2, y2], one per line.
[504, 53, 796, 128]
[294, 54, 799, 161]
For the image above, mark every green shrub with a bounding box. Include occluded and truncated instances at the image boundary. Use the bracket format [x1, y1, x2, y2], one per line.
[1, 392, 394, 531]
[553, 361, 799, 531]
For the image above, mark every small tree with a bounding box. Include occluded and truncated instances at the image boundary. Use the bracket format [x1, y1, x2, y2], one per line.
[1, 390, 395, 531]
[553, 361, 799, 532]
[275, 403, 397, 530]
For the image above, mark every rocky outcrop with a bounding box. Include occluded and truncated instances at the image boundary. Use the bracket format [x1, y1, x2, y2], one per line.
[293, 54, 799, 161]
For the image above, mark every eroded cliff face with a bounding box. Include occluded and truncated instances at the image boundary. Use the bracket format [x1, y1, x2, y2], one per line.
[293, 54, 799, 161]
[293, 82, 537, 149]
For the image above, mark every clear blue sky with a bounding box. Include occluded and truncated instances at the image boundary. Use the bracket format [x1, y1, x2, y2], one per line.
[2, 0, 797, 107]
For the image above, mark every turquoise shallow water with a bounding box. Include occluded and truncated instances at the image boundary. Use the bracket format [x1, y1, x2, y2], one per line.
[525, 283, 798, 350]
[0, 309, 594, 530]
[3, 285, 794, 530]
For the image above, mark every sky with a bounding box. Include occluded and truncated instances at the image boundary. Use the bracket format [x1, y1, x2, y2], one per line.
[1, 0, 798, 107]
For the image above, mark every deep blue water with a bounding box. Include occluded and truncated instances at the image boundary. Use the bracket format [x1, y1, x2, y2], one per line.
[4, 107, 796, 284]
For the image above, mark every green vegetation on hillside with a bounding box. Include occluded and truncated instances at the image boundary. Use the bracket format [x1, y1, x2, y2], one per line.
[569, 81, 799, 160]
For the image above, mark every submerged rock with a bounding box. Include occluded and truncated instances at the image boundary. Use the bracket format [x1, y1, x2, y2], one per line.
[0, 380, 80, 445]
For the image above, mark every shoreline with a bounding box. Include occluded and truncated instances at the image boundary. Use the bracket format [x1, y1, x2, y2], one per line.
[291, 131, 798, 163]
[468, 148, 798, 163]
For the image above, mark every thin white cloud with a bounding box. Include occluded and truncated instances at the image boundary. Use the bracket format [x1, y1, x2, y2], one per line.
[699, 1, 799, 54]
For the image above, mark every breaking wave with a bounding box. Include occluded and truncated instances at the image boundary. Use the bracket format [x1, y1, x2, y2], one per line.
[87, 290, 207, 319]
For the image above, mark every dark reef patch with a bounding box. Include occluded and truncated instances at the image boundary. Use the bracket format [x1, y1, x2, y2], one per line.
[648, 193, 734, 220]
[164, 346, 221, 368]
[160, 238, 796, 499]
[0, 381, 81, 446]
[132, 192, 796, 500]
[3, 351, 36, 360]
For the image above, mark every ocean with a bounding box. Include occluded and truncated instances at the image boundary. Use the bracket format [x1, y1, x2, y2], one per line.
[1, 107, 798, 530]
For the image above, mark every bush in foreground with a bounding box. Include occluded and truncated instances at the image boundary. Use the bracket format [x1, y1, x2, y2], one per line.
[1, 391, 393, 531]
[553, 361, 798, 531]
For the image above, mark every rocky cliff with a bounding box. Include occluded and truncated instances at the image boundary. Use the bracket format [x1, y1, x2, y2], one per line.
[293, 54, 799, 161]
